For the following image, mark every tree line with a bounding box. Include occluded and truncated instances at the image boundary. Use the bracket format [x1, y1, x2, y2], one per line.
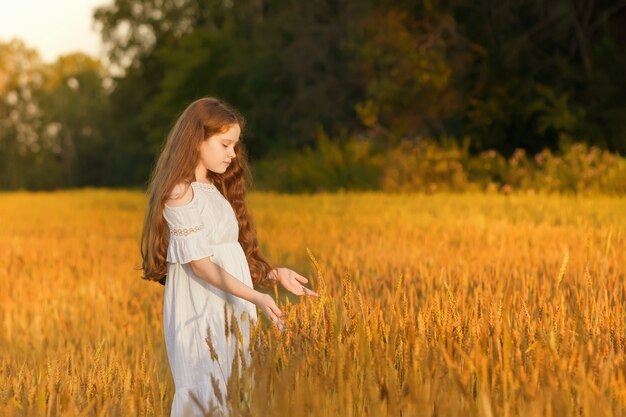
[1, 0, 625, 190]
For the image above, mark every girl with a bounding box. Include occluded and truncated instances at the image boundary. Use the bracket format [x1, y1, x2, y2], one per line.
[140, 97, 319, 417]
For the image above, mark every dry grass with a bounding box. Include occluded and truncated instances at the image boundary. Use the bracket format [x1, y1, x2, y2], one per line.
[0, 189, 625, 416]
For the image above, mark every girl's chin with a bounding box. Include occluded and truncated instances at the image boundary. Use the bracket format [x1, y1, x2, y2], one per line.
[208, 166, 228, 174]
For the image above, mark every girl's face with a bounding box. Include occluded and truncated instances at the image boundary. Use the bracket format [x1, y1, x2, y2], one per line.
[198, 123, 241, 174]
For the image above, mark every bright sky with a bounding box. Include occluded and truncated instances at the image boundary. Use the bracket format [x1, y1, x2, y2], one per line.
[0, 0, 107, 62]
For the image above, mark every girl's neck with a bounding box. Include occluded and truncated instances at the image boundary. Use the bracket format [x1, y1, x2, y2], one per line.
[194, 179, 214, 185]
[194, 165, 214, 185]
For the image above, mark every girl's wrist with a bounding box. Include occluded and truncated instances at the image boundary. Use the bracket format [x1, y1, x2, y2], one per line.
[250, 290, 265, 306]
[267, 268, 279, 283]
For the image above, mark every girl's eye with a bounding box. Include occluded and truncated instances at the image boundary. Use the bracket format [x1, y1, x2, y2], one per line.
[222, 144, 228, 148]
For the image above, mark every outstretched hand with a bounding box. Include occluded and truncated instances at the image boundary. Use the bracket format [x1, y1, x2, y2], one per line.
[253, 292, 285, 332]
[270, 267, 319, 298]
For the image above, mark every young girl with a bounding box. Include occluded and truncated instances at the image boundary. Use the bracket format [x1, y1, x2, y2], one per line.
[140, 97, 319, 417]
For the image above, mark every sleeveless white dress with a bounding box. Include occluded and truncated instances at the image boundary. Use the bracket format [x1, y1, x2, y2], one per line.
[162, 181, 258, 417]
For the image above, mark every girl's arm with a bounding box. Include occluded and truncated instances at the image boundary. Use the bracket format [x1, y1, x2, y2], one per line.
[190, 257, 284, 328]
[191, 257, 257, 302]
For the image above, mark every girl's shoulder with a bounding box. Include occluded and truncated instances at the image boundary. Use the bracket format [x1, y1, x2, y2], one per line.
[164, 182, 195, 209]
[164, 181, 220, 210]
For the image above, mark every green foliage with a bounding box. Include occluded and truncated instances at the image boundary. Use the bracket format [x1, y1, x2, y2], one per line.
[0, 41, 110, 190]
[141, 20, 240, 153]
[381, 138, 469, 192]
[531, 142, 626, 194]
[252, 128, 381, 193]
[253, 136, 626, 195]
[351, 8, 465, 138]
[3, 0, 626, 189]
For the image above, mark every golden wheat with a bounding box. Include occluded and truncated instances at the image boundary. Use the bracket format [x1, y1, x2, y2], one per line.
[0, 189, 625, 416]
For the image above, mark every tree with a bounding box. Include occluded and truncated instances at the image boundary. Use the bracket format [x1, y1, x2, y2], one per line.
[452, 0, 626, 154]
[0, 39, 47, 188]
[0, 39, 110, 189]
[41, 54, 111, 186]
[350, 6, 469, 142]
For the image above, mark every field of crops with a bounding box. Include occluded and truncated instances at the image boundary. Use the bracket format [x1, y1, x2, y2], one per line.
[1, 189, 625, 416]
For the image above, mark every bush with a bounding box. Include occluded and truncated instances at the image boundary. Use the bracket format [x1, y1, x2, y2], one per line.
[381, 139, 468, 192]
[251, 129, 381, 193]
[252, 134, 626, 195]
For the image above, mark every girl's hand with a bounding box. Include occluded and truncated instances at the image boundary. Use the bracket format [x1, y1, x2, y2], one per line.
[269, 267, 320, 298]
[252, 292, 285, 331]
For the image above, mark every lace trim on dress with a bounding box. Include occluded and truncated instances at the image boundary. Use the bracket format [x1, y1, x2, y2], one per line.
[191, 181, 218, 192]
[166, 230, 214, 263]
[170, 224, 204, 237]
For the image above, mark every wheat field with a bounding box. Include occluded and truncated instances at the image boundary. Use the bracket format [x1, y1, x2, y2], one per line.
[0, 189, 625, 416]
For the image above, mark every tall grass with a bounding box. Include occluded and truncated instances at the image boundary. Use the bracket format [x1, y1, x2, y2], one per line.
[0, 189, 625, 416]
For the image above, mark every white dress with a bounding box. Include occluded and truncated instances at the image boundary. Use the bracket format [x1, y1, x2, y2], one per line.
[162, 181, 258, 417]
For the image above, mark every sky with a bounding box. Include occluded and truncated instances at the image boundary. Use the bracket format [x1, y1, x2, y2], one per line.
[0, 0, 107, 62]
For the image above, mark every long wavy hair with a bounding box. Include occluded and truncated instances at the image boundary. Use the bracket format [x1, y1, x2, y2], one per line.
[140, 97, 275, 288]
